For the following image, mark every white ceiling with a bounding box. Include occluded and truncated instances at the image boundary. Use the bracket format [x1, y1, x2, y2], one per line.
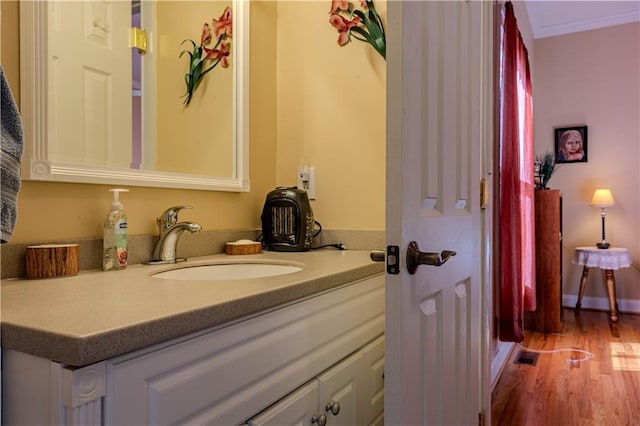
[525, 1, 640, 39]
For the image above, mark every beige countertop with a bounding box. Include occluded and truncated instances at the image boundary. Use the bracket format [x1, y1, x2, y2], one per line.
[1, 250, 383, 367]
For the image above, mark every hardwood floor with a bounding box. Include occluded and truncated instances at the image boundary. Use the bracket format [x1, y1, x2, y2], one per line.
[492, 309, 640, 426]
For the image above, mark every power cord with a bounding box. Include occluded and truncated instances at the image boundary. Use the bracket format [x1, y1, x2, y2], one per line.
[313, 220, 322, 239]
[312, 243, 347, 250]
[517, 343, 594, 365]
[311, 220, 346, 250]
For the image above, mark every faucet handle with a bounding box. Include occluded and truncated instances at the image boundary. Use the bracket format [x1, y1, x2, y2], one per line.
[157, 205, 193, 232]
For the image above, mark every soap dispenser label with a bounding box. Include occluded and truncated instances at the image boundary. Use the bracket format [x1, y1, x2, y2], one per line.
[115, 219, 128, 267]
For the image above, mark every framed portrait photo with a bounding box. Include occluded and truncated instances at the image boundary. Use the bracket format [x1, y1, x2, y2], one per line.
[555, 125, 587, 163]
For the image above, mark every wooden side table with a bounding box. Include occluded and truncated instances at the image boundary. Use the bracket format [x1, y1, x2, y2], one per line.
[572, 247, 632, 322]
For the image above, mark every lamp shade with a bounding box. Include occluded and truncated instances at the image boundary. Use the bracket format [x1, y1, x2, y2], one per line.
[590, 189, 615, 207]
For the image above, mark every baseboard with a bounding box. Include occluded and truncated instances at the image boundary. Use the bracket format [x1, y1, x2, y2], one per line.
[562, 294, 640, 314]
[491, 341, 515, 392]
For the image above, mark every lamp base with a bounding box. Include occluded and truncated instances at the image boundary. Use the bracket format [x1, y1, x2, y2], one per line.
[596, 242, 610, 249]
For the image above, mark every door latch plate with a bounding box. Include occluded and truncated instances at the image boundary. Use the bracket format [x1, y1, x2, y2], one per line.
[387, 245, 400, 274]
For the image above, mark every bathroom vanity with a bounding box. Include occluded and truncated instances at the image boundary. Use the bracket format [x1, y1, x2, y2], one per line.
[1, 250, 384, 425]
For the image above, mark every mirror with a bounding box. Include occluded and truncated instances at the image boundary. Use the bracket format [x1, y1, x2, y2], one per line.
[19, 0, 249, 191]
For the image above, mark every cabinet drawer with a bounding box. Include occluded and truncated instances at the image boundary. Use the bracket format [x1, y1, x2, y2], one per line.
[105, 275, 384, 425]
[246, 381, 319, 425]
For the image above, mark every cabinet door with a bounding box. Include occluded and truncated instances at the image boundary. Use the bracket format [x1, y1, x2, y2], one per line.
[317, 351, 363, 426]
[362, 335, 385, 425]
[246, 382, 318, 426]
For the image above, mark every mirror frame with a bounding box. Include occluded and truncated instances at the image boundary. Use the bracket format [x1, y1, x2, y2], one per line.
[19, 1, 250, 192]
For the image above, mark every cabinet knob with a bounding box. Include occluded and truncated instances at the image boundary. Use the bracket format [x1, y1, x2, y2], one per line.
[311, 414, 327, 425]
[325, 401, 341, 415]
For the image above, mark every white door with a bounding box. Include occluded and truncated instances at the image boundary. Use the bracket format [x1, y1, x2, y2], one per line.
[385, 1, 493, 425]
[48, 0, 132, 168]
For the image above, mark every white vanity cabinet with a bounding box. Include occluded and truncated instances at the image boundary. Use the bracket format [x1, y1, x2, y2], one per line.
[2, 274, 383, 426]
[2, 251, 385, 426]
[103, 274, 384, 425]
[247, 335, 384, 426]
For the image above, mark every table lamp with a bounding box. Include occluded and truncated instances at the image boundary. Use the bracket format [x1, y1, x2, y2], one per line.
[590, 189, 615, 249]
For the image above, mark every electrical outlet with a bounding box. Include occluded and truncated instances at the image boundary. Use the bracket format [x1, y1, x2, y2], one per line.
[297, 166, 309, 190]
[296, 166, 316, 200]
[307, 167, 316, 200]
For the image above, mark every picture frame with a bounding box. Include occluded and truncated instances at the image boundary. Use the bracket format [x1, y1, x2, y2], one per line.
[555, 125, 588, 163]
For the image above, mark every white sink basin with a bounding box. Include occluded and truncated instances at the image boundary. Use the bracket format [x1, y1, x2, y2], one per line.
[152, 262, 303, 281]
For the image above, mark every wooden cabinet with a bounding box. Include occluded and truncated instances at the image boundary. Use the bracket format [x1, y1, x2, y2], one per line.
[526, 189, 563, 333]
[247, 335, 384, 426]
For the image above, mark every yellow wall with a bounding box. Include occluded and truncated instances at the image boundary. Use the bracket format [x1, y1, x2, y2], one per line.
[275, 1, 386, 230]
[156, 1, 234, 177]
[1, 0, 385, 244]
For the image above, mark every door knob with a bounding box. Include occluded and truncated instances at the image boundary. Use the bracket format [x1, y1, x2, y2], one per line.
[325, 401, 341, 415]
[311, 414, 327, 425]
[406, 241, 456, 274]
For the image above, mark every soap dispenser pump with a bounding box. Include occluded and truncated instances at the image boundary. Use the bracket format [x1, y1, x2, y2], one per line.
[103, 188, 130, 271]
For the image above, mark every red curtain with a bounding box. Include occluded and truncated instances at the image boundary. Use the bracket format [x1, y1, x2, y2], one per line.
[497, 1, 536, 342]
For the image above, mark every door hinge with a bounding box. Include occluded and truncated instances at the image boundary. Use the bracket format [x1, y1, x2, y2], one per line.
[478, 410, 486, 426]
[130, 27, 148, 54]
[480, 178, 488, 210]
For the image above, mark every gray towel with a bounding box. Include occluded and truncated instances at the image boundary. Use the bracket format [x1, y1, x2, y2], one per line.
[1, 65, 24, 243]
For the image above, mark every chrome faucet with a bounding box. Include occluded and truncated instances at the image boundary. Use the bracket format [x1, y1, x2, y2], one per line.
[146, 206, 202, 264]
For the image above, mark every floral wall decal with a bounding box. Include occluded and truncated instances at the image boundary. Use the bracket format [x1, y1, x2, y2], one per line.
[179, 6, 233, 106]
[329, 0, 386, 60]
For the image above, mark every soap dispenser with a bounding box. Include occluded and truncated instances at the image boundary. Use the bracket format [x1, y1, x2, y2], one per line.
[103, 188, 130, 271]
